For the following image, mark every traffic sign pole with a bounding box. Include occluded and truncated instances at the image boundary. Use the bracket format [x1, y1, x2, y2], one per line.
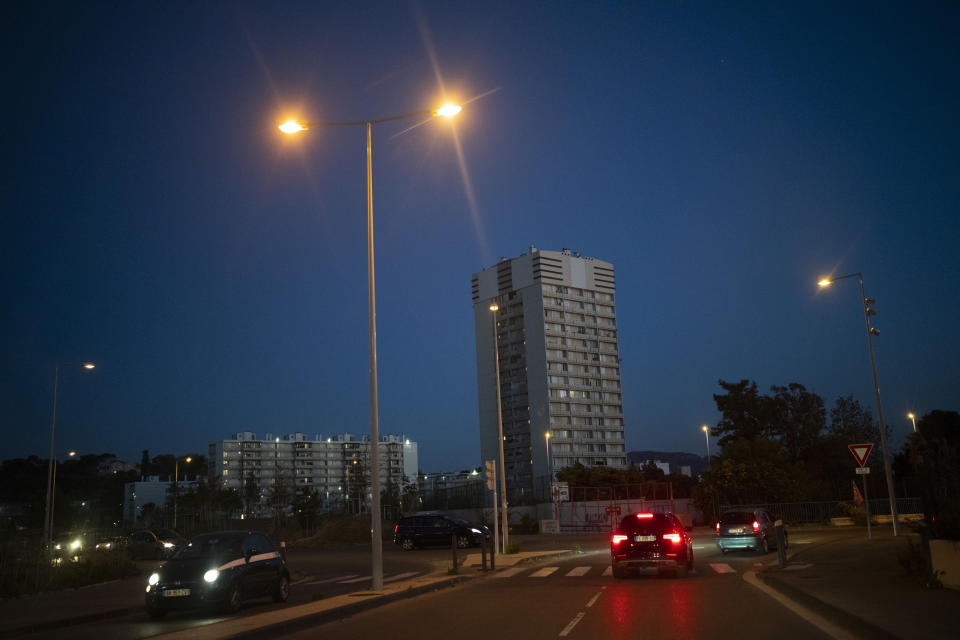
[862, 471, 871, 540]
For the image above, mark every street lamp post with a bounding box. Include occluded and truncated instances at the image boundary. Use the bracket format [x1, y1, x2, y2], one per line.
[489, 302, 509, 553]
[44, 363, 94, 547]
[701, 425, 711, 469]
[280, 103, 460, 591]
[544, 432, 552, 481]
[173, 456, 192, 530]
[48, 450, 76, 541]
[818, 273, 899, 536]
[907, 413, 917, 433]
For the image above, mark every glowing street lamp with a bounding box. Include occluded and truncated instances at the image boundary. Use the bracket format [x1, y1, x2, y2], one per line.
[701, 425, 711, 469]
[817, 272, 899, 535]
[279, 103, 460, 591]
[173, 456, 192, 529]
[907, 412, 917, 433]
[44, 362, 95, 547]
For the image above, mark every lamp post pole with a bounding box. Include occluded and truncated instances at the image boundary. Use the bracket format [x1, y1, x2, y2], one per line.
[278, 103, 461, 592]
[701, 425, 711, 469]
[818, 272, 899, 536]
[544, 432, 552, 481]
[907, 413, 917, 433]
[173, 456, 191, 530]
[490, 302, 509, 552]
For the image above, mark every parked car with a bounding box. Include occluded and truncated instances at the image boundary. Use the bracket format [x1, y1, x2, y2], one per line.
[610, 512, 693, 578]
[145, 530, 289, 619]
[94, 535, 127, 551]
[715, 508, 787, 554]
[393, 512, 490, 550]
[128, 528, 186, 559]
[51, 532, 88, 563]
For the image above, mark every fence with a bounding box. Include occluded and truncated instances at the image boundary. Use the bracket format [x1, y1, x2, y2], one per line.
[718, 497, 923, 524]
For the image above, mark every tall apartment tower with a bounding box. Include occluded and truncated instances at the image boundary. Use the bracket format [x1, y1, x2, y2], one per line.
[472, 247, 627, 500]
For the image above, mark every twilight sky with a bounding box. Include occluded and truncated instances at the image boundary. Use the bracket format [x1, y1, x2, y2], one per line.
[3, 1, 958, 473]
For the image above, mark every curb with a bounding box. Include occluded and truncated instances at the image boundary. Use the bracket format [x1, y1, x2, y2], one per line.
[756, 571, 900, 640]
[221, 576, 470, 640]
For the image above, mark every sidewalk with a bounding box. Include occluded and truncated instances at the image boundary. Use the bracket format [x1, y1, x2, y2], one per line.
[756, 527, 959, 640]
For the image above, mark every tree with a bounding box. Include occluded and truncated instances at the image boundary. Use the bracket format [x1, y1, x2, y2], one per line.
[712, 379, 779, 448]
[769, 383, 826, 465]
[905, 410, 960, 539]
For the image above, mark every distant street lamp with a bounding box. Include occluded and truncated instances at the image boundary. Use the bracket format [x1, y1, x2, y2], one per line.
[907, 412, 917, 433]
[280, 103, 461, 591]
[44, 362, 95, 547]
[701, 425, 711, 469]
[818, 273, 899, 536]
[173, 456, 192, 530]
[544, 432, 552, 481]
[489, 301, 509, 553]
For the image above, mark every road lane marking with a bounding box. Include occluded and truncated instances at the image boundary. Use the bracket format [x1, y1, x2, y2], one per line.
[305, 574, 360, 585]
[710, 563, 736, 574]
[566, 566, 591, 577]
[693, 545, 709, 549]
[559, 612, 585, 637]
[585, 591, 602, 608]
[290, 576, 314, 585]
[601, 566, 612, 576]
[338, 575, 373, 583]
[743, 571, 857, 640]
[493, 567, 525, 578]
[383, 572, 419, 583]
[531, 567, 559, 577]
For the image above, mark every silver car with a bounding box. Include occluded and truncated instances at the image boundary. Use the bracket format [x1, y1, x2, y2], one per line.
[715, 508, 787, 554]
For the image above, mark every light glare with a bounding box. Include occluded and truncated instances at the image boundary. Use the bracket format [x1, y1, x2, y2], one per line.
[436, 103, 462, 118]
[279, 120, 305, 134]
[817, 279, 832, 287]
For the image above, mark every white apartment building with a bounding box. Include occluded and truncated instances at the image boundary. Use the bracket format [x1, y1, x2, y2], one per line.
[473, 247, 627, 500]
[209, 432, 418, 512]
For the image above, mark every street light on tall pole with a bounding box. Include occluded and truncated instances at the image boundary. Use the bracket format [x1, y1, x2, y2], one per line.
[173, 456, 192, 530]
[701, 425, 711, 469]
[544, 432, 552, 480]
[48, 450, 76, 541]
[489, 301, 509, 553]
[44, 363, 95, 547]
[279, 102, 461, 591]
[818, 272, 899, 536]
[907, 412, 917, 433]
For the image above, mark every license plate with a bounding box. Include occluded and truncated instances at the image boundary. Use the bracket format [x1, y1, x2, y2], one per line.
[728, 527, 744, 534]
[635, 535, 655, 542]
[163, 588, 191, 597]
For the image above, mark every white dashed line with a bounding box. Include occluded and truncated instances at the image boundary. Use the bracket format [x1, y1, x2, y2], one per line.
[304, 574, 360, 585]
[530, 567, 559, 578]
[565, 566, 591, 577]
[493, 567, 525, 578]
[559, 612, 585, 637]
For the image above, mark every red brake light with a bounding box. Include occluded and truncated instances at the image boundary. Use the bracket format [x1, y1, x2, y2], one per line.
[716, 522, 720, 535]
[752, 520, 760, 533]
[394, 525, 399, 533]
[636, 513, 654, 519]
[612, 534, 628, 545]
[662, 533, 682, 544]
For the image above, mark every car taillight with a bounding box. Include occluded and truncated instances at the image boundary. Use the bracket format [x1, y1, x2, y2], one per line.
[752, 520, 760, 533]
[662, 532, 682, 544]
[716, 522, 720, 535]
[394, 525, 399, 534]
[636, 513, 654, 519]
[611, 534, 628, 545]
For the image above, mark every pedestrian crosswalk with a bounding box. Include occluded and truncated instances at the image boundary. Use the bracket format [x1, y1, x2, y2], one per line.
[298, 562, 743, 586]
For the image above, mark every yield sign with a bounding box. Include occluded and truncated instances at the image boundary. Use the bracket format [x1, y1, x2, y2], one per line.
[848, 443, 874, 467]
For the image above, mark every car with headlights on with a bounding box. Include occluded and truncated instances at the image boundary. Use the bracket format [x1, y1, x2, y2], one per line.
[610, 512, 693, 578]
[129, 528, 185, 559]
[715, 508, 787, 554]
[144, 530, 289, 619]
[393, 512, 490, 550]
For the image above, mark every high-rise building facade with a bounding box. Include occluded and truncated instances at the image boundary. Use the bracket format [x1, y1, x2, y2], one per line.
[473, 247, 627, 501]
[209, 432, 418, 515]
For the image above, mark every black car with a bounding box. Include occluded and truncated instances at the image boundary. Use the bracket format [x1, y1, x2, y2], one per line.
[610, 512, 693, 578]
[145, 530, 289, 619]
[393, 512, 490, 550]
[715, 508, 787, 554]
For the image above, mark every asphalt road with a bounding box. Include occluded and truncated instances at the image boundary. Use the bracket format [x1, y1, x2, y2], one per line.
[280, 536, 833, 640]
[18, 543, 448, 640]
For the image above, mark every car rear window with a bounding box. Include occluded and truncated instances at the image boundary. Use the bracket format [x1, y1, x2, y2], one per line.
[175, 534, 244, 560]
[719, 511, 755, 525]
[617, 513, 671, 534]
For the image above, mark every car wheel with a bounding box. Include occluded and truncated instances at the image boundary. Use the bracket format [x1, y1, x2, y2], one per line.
[224, 581, 243, 613]
[760, 536, 769, 554]
[400, 538, 415, 551]
[456, 535, 470, 549]
[612, 563, 627, 579]
[272, 573, 289, 603]
[146, 607, 166, 620]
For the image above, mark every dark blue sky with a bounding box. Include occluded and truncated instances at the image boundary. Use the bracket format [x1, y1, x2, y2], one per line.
[3, 1, 958, 472]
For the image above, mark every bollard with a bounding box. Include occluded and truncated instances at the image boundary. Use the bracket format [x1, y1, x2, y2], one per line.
[775, 521, 787, 567]
[489, 536, 495, 571]
[481, 537, 487, 572]
[451, 534, 458, 573]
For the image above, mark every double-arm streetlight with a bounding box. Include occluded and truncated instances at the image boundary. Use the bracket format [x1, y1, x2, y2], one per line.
[280, 102, 461, 591]
[44, 362, 95, 547]
[173, 456, 192, 529]
[818, 272, 899, 536]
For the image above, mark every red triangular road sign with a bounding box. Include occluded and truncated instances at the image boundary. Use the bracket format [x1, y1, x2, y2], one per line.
[848, 443, 873, 467]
